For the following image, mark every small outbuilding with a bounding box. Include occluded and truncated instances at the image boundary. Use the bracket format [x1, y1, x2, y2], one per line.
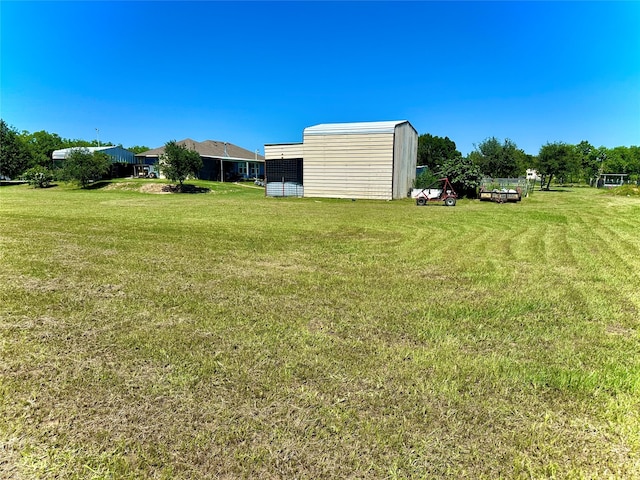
[265, 120, 418, 200]
[597, 173, 628, 189]
[52, 146, 136, 177]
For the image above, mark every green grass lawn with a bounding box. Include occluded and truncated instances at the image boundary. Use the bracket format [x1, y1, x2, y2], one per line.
[1, 180, 639, 479]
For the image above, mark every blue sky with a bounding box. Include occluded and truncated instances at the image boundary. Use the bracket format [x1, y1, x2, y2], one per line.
[1, 1, 638, 156]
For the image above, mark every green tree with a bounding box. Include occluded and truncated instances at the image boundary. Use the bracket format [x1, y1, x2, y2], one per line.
[159, 141, 203, 187]
[627, 146, 640, 183]
[59, 148, 111, 187]
[127, 145, 150, 155]
[417, 134, 460, 172]
[595, 146, 640, 184]
[537, 142, 578, 190]
[20, 130, 66, 168]
[66, 138, 117, 148]
[413, 168, 439, 189]
[0, 119, 31, 178]
[602, 147, 626, 173]
[574, 140, 598, 184]
[469, 137, 526, 178]
[604, 146, 640, 176]
[523, 153, 537, 173]
[594, 146, 608, 175]
[439, 156, 483, 198]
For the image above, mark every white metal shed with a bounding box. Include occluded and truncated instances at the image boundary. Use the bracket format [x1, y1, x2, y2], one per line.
[265, 120, 417, 200]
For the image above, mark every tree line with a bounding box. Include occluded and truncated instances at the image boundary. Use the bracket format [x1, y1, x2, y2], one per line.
[416, 134, 639, 195]
[3, 119, 639, 195]
[0, 120, 203, 189]
[1, 119, 209, 190]
[0, 119, 148, 180]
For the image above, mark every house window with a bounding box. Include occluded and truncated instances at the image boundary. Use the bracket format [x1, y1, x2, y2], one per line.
[238, 164, 248, 175]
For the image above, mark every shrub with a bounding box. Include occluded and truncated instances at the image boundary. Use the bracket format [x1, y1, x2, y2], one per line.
[413, 169, 439, 189]
[439, 156, 483, 198]
[609, 184, 640, 196]
[59, 148, 111, 188]
[22, 165, 54, 188]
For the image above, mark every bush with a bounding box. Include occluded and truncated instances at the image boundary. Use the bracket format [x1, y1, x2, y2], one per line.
[413, 169, 439, 189]
[22, 165, 53, 188]
[609, 184, 640, 196]
[59, 148, 110, 188]
[439, 156, 483, 198]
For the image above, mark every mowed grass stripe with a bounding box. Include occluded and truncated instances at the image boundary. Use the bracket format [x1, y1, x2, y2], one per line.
[1, 181, 639, 478]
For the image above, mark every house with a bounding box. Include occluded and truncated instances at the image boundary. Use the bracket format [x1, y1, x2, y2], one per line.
[135, 139, 264, 181]
[52, 146, 136, 177]
[264, 120, 418, 200]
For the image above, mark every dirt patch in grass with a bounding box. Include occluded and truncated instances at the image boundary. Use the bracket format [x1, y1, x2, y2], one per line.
[104, 183, 212, 194]
[137, 183, 171, 194]
[103, 182, 143, 192]
[606, 324, 636, 337]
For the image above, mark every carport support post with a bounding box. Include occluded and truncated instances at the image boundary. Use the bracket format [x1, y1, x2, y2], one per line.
[220, 159, 223, 182]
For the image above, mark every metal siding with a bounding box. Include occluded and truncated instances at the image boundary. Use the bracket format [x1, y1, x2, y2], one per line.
[266, 182, 304, 197]
[303, 132, 394, 200]
[392, 122, 418, 199]
[265, 143, 304, 159]
[102, 146, 136, 164]
[304, 120, 409, 136]
[52, 146, 135, 164]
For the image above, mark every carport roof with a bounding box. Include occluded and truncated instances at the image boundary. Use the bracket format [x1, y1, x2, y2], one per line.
[52, 146, 128, 160]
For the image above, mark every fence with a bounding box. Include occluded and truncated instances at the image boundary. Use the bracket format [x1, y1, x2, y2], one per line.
[265, 158, 304, 197]
[480, 177, 534, 198]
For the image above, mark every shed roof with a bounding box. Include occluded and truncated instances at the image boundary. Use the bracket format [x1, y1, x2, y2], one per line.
[304, 120, 412, 136]
[136, 139, 264, 162]
[52, 146, 125, 160]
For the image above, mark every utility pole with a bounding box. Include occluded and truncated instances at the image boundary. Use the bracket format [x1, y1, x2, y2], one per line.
[95, 128, 100, 147]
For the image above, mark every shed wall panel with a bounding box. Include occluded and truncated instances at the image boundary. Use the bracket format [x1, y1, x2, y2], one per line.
[392, 122, 418, 198]
[265, 143, 304, 160]
[303, 133, 394, 199]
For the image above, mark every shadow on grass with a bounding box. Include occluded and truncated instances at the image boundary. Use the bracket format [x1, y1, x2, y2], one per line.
[538, 188, 573, 193]
[1, 181, 60, 188]
[417, 204, 456, 207]
[83, 181, 112, 190]
[162, 184, 211, 194]
[0, 181, 28, 187]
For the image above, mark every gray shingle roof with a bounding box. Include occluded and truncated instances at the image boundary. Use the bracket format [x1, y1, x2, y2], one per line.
[136, 139, 264, 161]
